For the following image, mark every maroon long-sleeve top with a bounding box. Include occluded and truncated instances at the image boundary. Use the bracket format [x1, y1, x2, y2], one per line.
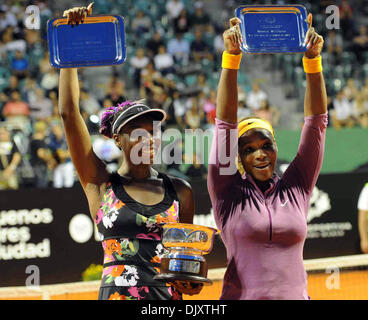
[207, 113, 328, 299]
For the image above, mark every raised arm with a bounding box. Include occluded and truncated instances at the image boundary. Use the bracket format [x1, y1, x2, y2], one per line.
[303, 14, 327, 116]
[282, 14, 328, 196]
[207, 19, 243, 224]
[58, 4, 108, 190]
[216, 17, 242, 124]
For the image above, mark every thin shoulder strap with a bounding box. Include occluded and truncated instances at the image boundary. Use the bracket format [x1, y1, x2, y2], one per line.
[158, 172, 179, 201]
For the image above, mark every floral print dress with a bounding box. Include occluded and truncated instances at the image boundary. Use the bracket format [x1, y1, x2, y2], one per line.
[94, 172, 182, 300]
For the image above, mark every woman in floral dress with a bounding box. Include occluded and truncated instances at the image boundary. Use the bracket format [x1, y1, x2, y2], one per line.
[59, 3, 202, 300]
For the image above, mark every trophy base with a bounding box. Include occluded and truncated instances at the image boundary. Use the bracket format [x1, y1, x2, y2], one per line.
[153, 273, 213, 285]
[154, 257, 212, 285]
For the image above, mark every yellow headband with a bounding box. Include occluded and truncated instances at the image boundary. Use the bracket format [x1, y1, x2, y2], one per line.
[238, 118, 274, 139]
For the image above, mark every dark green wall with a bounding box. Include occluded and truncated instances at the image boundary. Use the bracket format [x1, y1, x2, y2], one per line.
[275, 127, 368, 173]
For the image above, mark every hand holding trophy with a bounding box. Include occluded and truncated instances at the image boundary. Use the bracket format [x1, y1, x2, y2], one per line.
[222, 17, 243, 55]
[63, 2, 94, 26]
[235, 4, 311, 54]
[154, 223, 218, 295]
[304, 14, 324, 59]
[47, 2, 126, 68]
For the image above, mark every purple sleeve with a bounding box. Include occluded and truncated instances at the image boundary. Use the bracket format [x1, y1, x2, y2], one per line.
[282, 113, 328, 195]
[207, 118, 242, 227]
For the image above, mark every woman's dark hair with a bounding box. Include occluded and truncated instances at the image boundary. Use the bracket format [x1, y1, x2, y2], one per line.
[99, 100, 138, 138]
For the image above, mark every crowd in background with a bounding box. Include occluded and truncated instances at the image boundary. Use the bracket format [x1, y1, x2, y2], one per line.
[0, 0, 368, 190]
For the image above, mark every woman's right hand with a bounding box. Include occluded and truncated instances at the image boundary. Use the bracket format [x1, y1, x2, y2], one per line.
[222, 17, 242, 55]
[63, 2, 94, 26]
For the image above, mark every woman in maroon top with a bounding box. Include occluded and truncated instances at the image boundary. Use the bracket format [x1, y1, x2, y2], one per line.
[207, 16, 328, 299]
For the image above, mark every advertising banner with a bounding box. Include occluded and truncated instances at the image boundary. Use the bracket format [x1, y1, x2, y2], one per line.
[0, 172, 367, 286]
[0, 185, 102, 286]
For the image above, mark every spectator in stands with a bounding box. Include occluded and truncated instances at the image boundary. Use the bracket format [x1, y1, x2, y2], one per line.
[173, 8, 191, 34]
[130, 47, 150, 89]
[146, 31, 165, 59]
[29, 87, 53, 121]
[190, 29, 213, 63]
[2, 74, 19, 98]
[339, 0, 354, 39]
[47, 90, 59, 118]
[343, 78, 359, 102]
[184, 152, 207, 180]
[157, 87, 177, 128]
[358, 182, 368, 254]
[153, 45, 175, 76]
[203, 89, 216, 125]
[0, 37, 7, 62]
[48, 104, 61, 127]
[213, 22, 225, 58]
[1, 26, 26, 55]
[167, 32, 190, 66]
[80, 88, 100, 117]
[253, 99, 280, 127]
[330, 90, 355, 130]
[173, 91, 189, 130]
[131, 10, 152, 35]
[39, 51, 53, 75]
[11, 49, 28, 80]
[319, 1, 336, 11]
[140, 60, 162, 84]
[40, 67, 59, 95]
[191, 1, 211, 32]
[351, 25, 368, 65]
[151, 86, 172, 122]
[160, 74, 177, 99]
[140, 62, 164, 104]
[352, 92, 368, 128]
[0, 8, 17, 31]
[24, 29, 43, 74]
[195, 73, 211, 96]
[184, 96, 205, 130]
[29, 121, 53, 188]
[237, 85, 252, 121]
[102, 97, 113, 109]
[325, 30, 343, 64]
[212, 23, 227, 65]
[24, 29, 42, 51]
[0, 44, 5, 66]
[165, 0, 184, 21]
[362, 78, 368, 97]
[0, 125, 21, 189]
[22, 76, 39, 105]
[49, 123, 74, 188]
[246, 82, 268, 112]
[2, 89, 30, 134]
[104, 74, 127, 106]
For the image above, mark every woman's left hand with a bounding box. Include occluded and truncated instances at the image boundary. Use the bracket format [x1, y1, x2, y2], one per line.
[171, 281, 203, 296]
[304, 13, 324, 59]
